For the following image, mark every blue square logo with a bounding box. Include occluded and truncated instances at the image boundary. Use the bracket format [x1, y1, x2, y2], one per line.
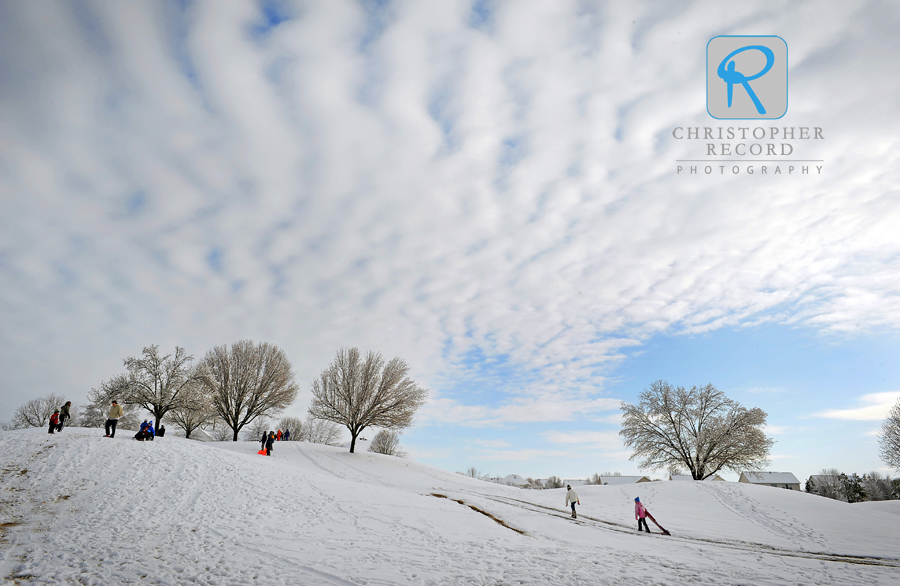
[707, 36, 787, 120]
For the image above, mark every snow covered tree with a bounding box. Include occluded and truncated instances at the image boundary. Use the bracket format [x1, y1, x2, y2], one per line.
[84, 381, 143, 431]
[107, 345, 203, 429]
[302, 416, 343, 446]
[842, 473, 866, 503]
[544, 476, 565, 489]
[4, 393, 66, 428]
[620, 380, 773, 480]
[308, 347, 428, 453]
[861, 471, 894, 501]
[168, 371, 215, 439]
[201, 340, 299, 442]
[277, 417, 304, 440]
[369, 429, 405, 457]
[806, 468, 845, 500]
[879, 398, 900, 471]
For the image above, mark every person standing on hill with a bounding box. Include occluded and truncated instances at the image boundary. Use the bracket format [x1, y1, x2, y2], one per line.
[283, 429, 290, 441]
[58, 401, 72, 431]
[277, 429, 282, 441]
[48, 410, 60, 434]
[265, 431, 276, 456]
[105, 401, 123, 438]
[260, 431, 268, 450]
[635, 497, 650, 533]
[565, 485, 580, 519]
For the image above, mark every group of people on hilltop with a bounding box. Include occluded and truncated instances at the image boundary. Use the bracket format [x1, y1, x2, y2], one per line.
[47, 401, 72, 434]
[94, 400, 163, 439]
[134, 419, 158, 441]
[258, 428, 291, 456]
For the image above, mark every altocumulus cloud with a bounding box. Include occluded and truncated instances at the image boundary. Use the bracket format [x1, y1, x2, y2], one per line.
[1, 0, 899, 426]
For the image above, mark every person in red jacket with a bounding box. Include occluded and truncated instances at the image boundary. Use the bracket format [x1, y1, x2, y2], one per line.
[635, 497, 650, 533]
[48, 410, 60, 434]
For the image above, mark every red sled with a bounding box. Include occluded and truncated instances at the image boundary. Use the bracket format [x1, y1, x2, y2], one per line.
[257, 449, 267, 455]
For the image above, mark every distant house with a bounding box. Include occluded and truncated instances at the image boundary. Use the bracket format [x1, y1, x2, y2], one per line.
[739, 472, 800, 491]
[806, 474, 842, 494]
[501, 474, 529, 487]
[564, 479, 588, 487]
[670, 474, 726, 482]
[599, 475, 651, 485]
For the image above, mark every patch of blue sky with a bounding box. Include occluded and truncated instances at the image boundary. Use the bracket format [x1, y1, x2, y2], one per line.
[247, 0, 293, 43]
[439, 345, 544, 403]
[428, 86, 457, 152]
[468, 0, 494, 33]
[112, 191, 148, 219]
[607, 323, 900, 411]
[206, 247, 224, 273]
[68, 2, 113, 57]
[162, 0, 201, 89]
[357, 0, 392, 53]
[354, 2, 392, 107]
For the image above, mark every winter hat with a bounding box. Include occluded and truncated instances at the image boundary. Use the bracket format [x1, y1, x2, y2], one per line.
[634, 497, 640, 502]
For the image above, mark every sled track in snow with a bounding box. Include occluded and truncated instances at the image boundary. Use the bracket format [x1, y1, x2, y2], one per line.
[467, 492, 900, 568]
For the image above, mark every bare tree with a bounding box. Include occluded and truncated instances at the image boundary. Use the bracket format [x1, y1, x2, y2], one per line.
[369, 429, 405, 457]
[544, 476, 565, 489]
[880, 398, 900, 471]
[278, 417, 304, 440]
[121, 345, 202, 428]
[246, 417, 272, 442]
[168, 372, 215, 439]
[201, 340, 299, 441]
[86, 376, 144, 431]
[302, 417, 343, 446]
[308, 347, 428, 453]
[806, 468, 845, 500]
[6, 394, 67, 428]
[620, 380, 773, 480]
[462, 466, 485, 479]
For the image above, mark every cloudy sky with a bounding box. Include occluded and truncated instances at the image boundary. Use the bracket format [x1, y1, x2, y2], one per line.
[2, 0, 899, 481]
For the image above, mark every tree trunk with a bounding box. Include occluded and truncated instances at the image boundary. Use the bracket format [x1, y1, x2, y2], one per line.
[350, 431, 358, 453]
[233, 428, 239, 441]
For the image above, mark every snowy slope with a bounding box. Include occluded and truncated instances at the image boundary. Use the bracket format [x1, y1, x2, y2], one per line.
[1, 428, 898, 585]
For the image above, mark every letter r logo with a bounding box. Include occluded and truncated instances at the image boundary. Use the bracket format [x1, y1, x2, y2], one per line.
[707, 36, 787, 119]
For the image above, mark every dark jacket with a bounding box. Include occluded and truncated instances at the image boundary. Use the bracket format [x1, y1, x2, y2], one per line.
[265, 435, 275, 450]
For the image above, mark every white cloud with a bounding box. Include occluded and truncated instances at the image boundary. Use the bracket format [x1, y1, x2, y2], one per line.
[1, 0, 899, 432]
[542, 430, 624, 451]
[810, 392, 900, 421]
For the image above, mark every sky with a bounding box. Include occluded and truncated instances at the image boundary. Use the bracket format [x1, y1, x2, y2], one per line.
[1, 0, 899, 482]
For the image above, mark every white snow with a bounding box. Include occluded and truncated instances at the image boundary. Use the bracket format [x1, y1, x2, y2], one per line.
[1, 428, 898, 585]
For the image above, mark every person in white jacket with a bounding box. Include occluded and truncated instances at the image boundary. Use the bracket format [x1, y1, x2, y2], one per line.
[565, 485, 580, 519]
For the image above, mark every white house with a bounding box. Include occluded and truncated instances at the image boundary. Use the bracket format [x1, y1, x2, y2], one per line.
[501, 474, 529, 487]
[599, 475, 651, 485]
[670, 474, 726, 482]
[739, 471, 800, 491]
[563, 479, 588, 487]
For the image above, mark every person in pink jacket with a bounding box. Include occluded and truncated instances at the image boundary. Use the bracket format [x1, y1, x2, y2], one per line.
[634, 497, 650, 533]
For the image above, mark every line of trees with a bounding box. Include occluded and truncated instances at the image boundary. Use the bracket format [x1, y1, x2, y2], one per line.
[2, 343, 428, 456]
[805, 468, 899, 502]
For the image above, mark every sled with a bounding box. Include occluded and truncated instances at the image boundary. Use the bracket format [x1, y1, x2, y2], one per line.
[645, 511, 670, 535]
[257, 449, 267, 455]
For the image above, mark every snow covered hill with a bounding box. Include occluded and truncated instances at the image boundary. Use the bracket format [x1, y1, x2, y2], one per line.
[1, 428, 898, 585]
